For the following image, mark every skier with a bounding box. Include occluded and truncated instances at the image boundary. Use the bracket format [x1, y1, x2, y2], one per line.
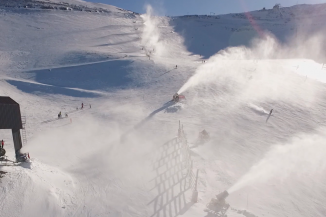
[89, 104, 91, 109]
[266, 109, 273, 123]
[1, 140, 3, 149]
[81, 103, 84, 109]
[269, 109, 273, 115]
[58, 111, 62, 119]
[175, 65, 177, 69]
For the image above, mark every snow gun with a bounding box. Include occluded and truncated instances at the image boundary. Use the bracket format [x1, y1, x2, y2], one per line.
[172, 93, 186, 103]
[216, 190, 229, 202]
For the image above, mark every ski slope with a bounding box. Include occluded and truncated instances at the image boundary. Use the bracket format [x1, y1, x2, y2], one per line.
[1, 1, 326, 217]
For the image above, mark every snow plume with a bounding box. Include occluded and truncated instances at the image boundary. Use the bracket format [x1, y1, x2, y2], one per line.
[22, 112, 158, 216]
[141, 5, 166, 57]
[178, 34, 323, 105]
[26, 107, 161, 182]
[228, 131, 326, 193]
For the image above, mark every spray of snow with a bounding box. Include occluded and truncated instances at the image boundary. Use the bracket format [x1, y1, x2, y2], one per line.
[228, 131, 326, 193]
[141, 5, 167, 57]
[248, 103, 269, 115]
[26, 109, 157, 174]
[178, 34, 325, 106]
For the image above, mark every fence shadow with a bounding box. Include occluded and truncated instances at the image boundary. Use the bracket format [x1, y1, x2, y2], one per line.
[148, 138, 193, 217]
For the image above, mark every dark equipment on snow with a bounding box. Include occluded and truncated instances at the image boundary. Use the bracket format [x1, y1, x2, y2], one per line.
[206, 191, 230, 215]
[0, 140, 5, 157]
[0, 148, 5, 157]
[15, 150, 29, 162]
[197, 129, 210, 144]
[0, 96, 28, 162]
[0, 97, 23, 130]
[172, 93, 186, 103]
[216, 190, 229, 201]
[173, 93, 180, 102]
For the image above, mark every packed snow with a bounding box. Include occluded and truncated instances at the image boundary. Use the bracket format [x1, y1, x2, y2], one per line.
[1, 1, 326, 216]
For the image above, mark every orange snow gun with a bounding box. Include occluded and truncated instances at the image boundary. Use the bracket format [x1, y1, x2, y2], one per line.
[172, 93, 186, 102]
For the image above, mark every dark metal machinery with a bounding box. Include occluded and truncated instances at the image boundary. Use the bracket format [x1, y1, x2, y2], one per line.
[0, 96, 25, 161]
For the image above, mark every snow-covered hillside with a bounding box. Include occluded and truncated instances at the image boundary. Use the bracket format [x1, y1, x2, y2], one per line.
[1, 1, 326, 217]
[172, 4, 326, 60]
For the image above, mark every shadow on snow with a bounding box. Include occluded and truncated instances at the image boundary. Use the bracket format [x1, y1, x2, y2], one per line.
[7, 80, 100, 98]
[23, 59, 134, 92]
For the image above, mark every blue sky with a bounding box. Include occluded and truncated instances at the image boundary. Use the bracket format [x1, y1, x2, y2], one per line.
[87, 0, 326, 15]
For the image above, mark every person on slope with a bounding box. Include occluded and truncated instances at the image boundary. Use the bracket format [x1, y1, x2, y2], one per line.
[266, 109, 273, 123]
[58, 111, 61, 119]
[81, 103, 84, 109]
[1, 140, 4, 149]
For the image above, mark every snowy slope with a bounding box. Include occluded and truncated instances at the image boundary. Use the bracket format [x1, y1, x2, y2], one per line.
[171, 4, 326, 60]
[1, 2, 326, 217]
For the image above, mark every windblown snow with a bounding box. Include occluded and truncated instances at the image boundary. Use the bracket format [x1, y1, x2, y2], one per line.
[1, 1, 326, 217]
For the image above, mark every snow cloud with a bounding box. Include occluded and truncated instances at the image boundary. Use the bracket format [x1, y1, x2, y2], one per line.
[178, 33, 324, 107]
[228, 130, 326, 193]
[26, 103, 162, 183]
[141, 5, 167, 58]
